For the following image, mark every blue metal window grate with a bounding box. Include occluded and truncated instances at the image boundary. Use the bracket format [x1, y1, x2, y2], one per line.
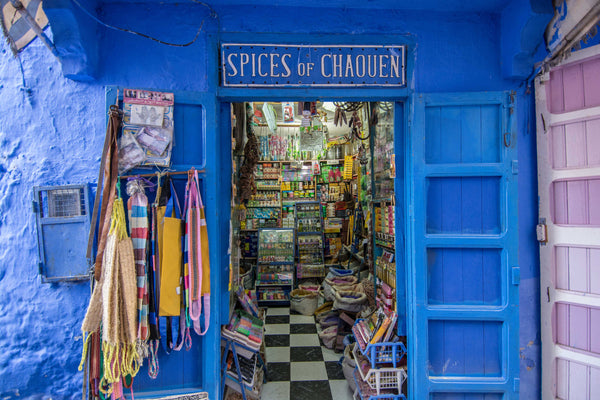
[33, 184, 91, 282]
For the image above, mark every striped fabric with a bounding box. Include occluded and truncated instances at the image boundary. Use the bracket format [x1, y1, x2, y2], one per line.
[127, 181, 149, 341]
[0, 0, 48, 54]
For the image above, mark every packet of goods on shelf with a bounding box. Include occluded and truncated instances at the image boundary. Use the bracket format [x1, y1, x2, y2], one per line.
[236, 287, 259, 318]
[223, 310, 264, 347]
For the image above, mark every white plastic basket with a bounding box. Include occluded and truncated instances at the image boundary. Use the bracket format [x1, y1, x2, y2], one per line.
[353, 344, 407, 394]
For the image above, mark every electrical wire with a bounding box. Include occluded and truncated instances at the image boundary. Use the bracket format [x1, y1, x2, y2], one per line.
[70, 0, 217, 47]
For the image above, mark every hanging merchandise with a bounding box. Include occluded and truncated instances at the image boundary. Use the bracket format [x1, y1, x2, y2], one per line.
[80, 194, 140, 395]
[82, 104, 122, 396]
[185, 168, 211, 335]
[118, 131, 146, 174]
[121, 89, 174, 170]
[343, 155, 354, 180]
[262, 102, 278, 134]
[239, 103, 260, 202]
[158, 179, 183, 317]
[126, 177, 152, 360]
[147, 175, 164, 378]
[282, 102, 295, 122]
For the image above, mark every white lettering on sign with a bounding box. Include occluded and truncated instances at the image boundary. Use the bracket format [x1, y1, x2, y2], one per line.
[222, 44, 406, 86]
[227, 52, 403, 79]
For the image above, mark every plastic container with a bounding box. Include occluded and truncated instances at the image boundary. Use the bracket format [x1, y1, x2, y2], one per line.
[353, 344, 407, 394]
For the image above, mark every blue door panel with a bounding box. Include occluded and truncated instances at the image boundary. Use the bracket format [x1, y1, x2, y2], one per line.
[431, 393, 504, 400]
[427, 248, 501, 306]
[426, 177, 501, 234]
[428, 321, 502, 377]
[424, 104, 501, 164]
[412, 92, 518, 399]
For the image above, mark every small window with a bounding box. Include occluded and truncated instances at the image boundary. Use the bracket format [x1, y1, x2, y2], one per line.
[33, 184, 91, 282]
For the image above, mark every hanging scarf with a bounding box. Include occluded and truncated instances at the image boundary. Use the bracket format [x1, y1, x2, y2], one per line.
[146, 174, 164, 379]
[82, 105, 122, 395]
[126, 178, 150, 360]
[81, 197, 140, 395]
[101, 198, 140, 391]
[185, 168, 210, 335]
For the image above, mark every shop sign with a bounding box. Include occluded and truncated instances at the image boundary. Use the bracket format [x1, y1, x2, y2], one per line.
[221, 44, 406, 87]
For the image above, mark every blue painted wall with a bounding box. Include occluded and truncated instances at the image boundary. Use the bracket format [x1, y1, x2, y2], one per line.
[0, 1, 550, 398]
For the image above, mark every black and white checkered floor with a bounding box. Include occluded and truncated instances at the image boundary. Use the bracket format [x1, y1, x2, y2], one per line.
[261, 306, 354, 400]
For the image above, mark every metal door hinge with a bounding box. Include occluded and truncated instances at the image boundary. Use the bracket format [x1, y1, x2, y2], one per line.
[536, 218, 548, 244]
[512, 266, 520, 285]
[32, 200, 39, 213]
[511, 160, 518, 175]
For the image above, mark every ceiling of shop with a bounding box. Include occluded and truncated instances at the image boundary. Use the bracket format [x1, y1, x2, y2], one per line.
[101, 0, 510, 13]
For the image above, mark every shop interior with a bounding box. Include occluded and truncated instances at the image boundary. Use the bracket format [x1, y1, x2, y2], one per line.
[225, 101, 407, 400]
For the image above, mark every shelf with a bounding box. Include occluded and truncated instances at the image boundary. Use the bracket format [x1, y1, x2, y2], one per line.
[246, 205, 280, 208]
[257, 299, 290, 306]
[297, 231, 323, 235]
[258, 159, 345, 164]
[375, 242, 395, 251]
[257, 261, 294, 265]
[256, 282, 293, 287]
[241, 229, 258, 232]
[372, 197, 393, 203]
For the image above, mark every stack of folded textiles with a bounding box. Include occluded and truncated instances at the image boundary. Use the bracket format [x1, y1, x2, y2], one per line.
[223, 310, 264, 351]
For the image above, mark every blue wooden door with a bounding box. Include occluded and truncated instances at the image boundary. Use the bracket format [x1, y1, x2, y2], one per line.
[411, 92, 519, 399]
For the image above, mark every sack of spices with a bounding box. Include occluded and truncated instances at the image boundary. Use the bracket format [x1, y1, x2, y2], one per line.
[290, 289, 318, 316]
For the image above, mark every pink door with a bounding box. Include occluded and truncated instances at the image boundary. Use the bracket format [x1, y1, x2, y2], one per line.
[536, 44, 600, 400]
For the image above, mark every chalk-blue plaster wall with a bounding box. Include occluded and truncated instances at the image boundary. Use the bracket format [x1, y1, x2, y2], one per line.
[0, 32, 104, 398]
[0, 1, 550, 398]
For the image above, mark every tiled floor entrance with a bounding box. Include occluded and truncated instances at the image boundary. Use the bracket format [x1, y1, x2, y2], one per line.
[261, 307, 354, 400]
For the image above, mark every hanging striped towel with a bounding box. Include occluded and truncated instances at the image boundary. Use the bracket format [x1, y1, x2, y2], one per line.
[126, 179, 150, 347]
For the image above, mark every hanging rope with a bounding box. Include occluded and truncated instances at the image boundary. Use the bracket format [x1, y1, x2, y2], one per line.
[238, 103, 260, 203]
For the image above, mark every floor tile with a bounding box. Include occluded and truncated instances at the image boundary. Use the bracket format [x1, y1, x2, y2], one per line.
[329, 379, 354, 400]
[325, 361, 345, 380]
[267, 307, 290, 316]
[261, 380, 290, 400]
[290, 380, 332, 400]
[290, 346, 324, 362]
[265, 323, 290, 335]
[321, 346, 343, 362]
[290, 323, 317, 334]
[290, 314, 315, 324]
[266, 361, 291, 381]
[266, 315, 290, 324]
[265, 346, 290, 363]
[290, 333, 320, 347]
[290, 361, 329, 381]
[265, 334, 290, 347]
